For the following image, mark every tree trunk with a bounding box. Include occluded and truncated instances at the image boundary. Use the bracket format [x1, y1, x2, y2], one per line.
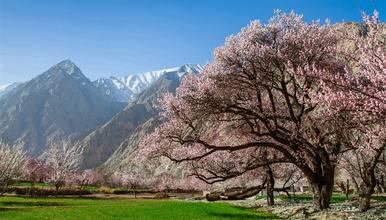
[376, 181, 381, 194]
[55, 185, 59, 197]
[224, 184, 266, 200]
[339, 182, 346, 194]
[358, 182, 374, 212]
[30, 182, 36, 197]
[358, 144, 385, 213]
[306, 163, 335, 210]
[351, 177, 359, 194]
[133, 189, 137, 198]
[358, 168, 376, 212]
[0, 186, 5, 197]
[346, 179, 349, 200]
[264, 165, 275, 206]
[310, 183, 333, 210]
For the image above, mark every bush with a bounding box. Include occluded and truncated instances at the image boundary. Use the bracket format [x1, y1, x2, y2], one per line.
[205, 193, 221, 201]
[154, 193, 169, 199]
[98, 186, 112, 194]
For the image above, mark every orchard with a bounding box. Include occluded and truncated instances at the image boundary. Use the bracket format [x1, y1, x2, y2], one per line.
[0, 10, 384, 216]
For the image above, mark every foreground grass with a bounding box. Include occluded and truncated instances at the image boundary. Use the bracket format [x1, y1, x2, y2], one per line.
[0, 196, 280, 220]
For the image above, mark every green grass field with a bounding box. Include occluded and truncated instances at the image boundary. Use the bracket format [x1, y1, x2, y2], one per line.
[0, 196, 281, 220]
[2, 193, 384, 219]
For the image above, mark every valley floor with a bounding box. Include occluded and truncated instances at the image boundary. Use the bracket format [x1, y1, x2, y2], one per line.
[1, 191, 385, 219]
[82, 192, 386, 219]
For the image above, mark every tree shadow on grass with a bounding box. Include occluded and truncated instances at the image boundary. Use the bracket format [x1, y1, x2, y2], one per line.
[207, 212, 281, 219]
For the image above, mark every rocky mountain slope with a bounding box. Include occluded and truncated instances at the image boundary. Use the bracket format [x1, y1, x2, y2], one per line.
[0, 60, 204, 167]
[74, 69, 187, 169]
[0, 60, 125, 157]
[0, 82, 21, 98]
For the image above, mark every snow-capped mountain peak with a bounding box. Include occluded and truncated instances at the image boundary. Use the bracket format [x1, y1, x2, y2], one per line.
[0, 82, 21, 98]
[93, 63, 204, 102]
[178, 63, 205, 76]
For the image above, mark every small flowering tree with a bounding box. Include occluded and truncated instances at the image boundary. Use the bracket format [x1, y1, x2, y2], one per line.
[118, 163, 149, 198]
[151, 171, 179, 195]
[0, 140, 27, 196]
[85, 169, 106, 187]
[110, 173, 124, 188]
[338, 11, 385, 212]
[43, 142, 82, 196]
[25, 158, 49, 196]
[179, 175, 206, 196]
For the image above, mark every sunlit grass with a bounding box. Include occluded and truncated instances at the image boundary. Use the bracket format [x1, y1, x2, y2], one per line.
[11, 182, 55, 188]
[0, 196, 281, 219]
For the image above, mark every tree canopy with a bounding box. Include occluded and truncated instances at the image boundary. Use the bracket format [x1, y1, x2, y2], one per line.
[140, 10, 385, 211]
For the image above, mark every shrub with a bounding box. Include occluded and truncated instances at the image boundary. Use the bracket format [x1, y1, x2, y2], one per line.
[154, 193, 169, 199]
[98, 186, 112, 194]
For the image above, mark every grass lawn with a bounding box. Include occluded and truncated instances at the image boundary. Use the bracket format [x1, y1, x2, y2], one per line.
[0, 196, 281, 220]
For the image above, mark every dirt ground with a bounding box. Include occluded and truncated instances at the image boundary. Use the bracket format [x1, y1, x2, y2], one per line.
[220, 195, 386, 220]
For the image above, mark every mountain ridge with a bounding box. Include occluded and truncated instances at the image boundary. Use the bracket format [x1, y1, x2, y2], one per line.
[0, 59, 205, 167]
[74, 65, 195, 169]
[0, 82, 21, 98]
[0, 62, 204, 103]
[92, 63, 204, 102]
[0, 60, 125, 157]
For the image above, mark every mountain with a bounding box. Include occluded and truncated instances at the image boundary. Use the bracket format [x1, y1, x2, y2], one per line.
[93, 63, 204, 102]
[0, 60, 204, 167]
[0, 60, 125, 157]
[96, 65, 208, 172]
[98, 117, 162, 172]
[73, 67, 192, 169]
[0, 82, 21, 98]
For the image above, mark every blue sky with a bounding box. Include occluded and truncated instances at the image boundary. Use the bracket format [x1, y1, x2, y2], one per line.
[1, 0, 385, 85]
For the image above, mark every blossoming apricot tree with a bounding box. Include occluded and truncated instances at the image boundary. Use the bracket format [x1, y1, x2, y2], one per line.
[140, 10, 346, 210]
[43, 141, 82, 196]
[140, 10, 385, 211]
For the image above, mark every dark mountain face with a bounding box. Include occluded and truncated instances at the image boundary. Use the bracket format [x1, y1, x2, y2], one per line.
[98, 117, 162, 172]
[0, 60, 125, 156]
[74, 69, 183, 169]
